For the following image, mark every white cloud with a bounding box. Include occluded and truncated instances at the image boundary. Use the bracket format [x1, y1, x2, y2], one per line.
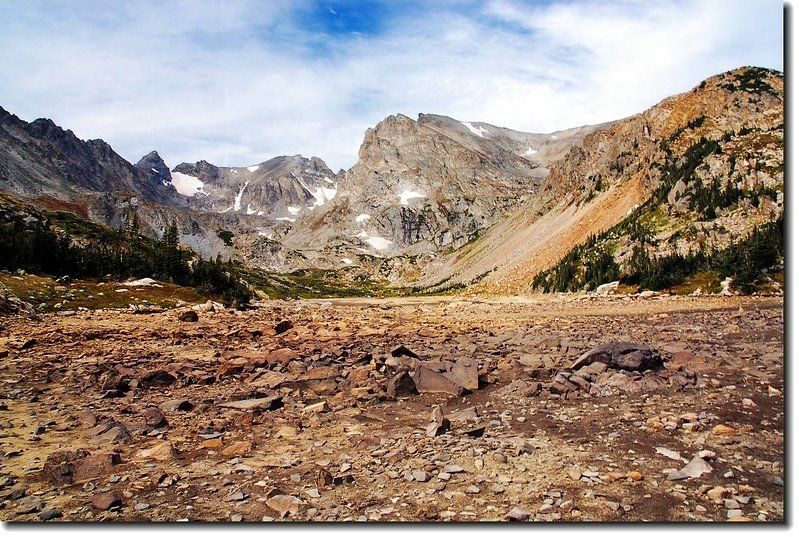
[0, 1, 783, 172]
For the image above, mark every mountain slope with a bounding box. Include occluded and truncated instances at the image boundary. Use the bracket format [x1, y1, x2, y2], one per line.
[280, 113, 601, 267]
[413, 66, 783, 294]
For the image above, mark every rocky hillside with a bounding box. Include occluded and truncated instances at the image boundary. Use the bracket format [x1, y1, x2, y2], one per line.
[414, 66, 783, 295]
[279, 113, 600, 266]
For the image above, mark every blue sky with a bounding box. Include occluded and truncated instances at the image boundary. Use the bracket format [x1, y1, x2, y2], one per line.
[0, 0, 784, 171]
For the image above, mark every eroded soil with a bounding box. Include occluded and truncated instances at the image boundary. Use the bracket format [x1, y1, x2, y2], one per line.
[0, 293, 784, 522]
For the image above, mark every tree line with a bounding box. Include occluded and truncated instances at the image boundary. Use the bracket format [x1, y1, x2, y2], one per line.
[0, 213, 252, 306]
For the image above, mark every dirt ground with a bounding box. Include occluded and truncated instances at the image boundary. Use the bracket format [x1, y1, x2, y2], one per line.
[0, 293, 784, 522]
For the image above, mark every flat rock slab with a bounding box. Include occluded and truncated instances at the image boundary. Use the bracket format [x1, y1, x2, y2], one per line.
[411, 365, 466, 396]
[218, 396, 283, 411]
[442, 357, 479, 390]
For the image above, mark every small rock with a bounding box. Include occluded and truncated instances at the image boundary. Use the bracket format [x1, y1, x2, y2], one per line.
[39, 507, 61, 521]
[412, 470, 430, 483]
[425, 405, 450, 437]
[768, 475, 783, 486]
[506, 507, 530, 521]
[302, 401, 330, 414]
[274, 320, 294, 334]
[567, 467, 582, 481]
[679, 456, 713, 478]
[706, 486, 728, 502]
[724, 499, 740, 509]
[712, 424, 737, 437]
[225, 491, 247, 502]
[265, 494, 304, 517]
[443, 464, 464, 474]
[221, 441, 252, 457]
[159, 399, 194, 412]
[178, 310, 199, 322]
[137, 441, 176, 461]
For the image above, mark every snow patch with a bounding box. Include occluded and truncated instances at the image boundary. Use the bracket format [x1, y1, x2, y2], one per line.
[356, 231, 392, 250]
[400, 190, 425, 205]
[121, 278, 159, 287]
[246, 165, 260, 173]
[232, 169, 239, 174]
[276, 217, 296, 223]
[323, 176, 335, 184]
[246, 204, 257, 215]
[342, 258, 353, 265]
[462, 122, 489, 137]
[169, 171, 207, 197]
[287, 206, 301, 215]
[524, 147, 538, 156]
[355, 213, 371, 223]
[234, 181, 249, 212]
[151, 167, 160, 173]
[308, 184, 338, 207]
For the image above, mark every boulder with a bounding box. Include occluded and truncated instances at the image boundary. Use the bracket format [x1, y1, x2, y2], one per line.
[274, 320, 294, 335]
[442, 357, 479, 390]
[91, 491, 123, 510]
[391, 345, 419, 359]
[178, 310, 199, 322]
[425, 405, 450, 437]
[570, 342, 663, 372]
[411, 365, 466, 396]
[139, 369, 177, 389]
[43, 450, 122, 486]
[386, 371, 418, 397]
[218, 396, 283, 412]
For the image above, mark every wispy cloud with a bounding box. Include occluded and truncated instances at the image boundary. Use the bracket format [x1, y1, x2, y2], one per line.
[0, 0, 783, 171]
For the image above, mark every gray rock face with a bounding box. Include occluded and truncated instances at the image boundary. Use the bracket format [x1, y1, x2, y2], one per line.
[570, 342, 663, 372]
[283, 113, 551, 257]
[0, 107, 183, 207]
[173, 155, 338, 221]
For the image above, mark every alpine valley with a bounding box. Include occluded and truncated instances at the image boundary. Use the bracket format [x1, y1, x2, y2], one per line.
[0, 66, 784, 299]
[0, 66, 786, 524]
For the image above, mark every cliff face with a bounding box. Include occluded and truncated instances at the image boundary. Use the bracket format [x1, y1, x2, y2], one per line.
[280, 112, 596, 263]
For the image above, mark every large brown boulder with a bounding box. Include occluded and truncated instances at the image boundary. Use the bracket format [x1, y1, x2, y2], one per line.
[43, 450, 122, 486]
[411, 365, 466, 396]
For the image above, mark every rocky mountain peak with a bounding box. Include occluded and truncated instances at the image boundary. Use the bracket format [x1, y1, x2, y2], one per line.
[172, 160, 221, 184]
[135, 150, 172, 189]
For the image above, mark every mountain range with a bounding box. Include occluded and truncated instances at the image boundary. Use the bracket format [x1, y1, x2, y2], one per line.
[0, 66, 784, 295]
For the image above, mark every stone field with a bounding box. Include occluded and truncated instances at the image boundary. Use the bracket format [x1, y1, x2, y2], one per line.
[0, 293, 784, 522]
